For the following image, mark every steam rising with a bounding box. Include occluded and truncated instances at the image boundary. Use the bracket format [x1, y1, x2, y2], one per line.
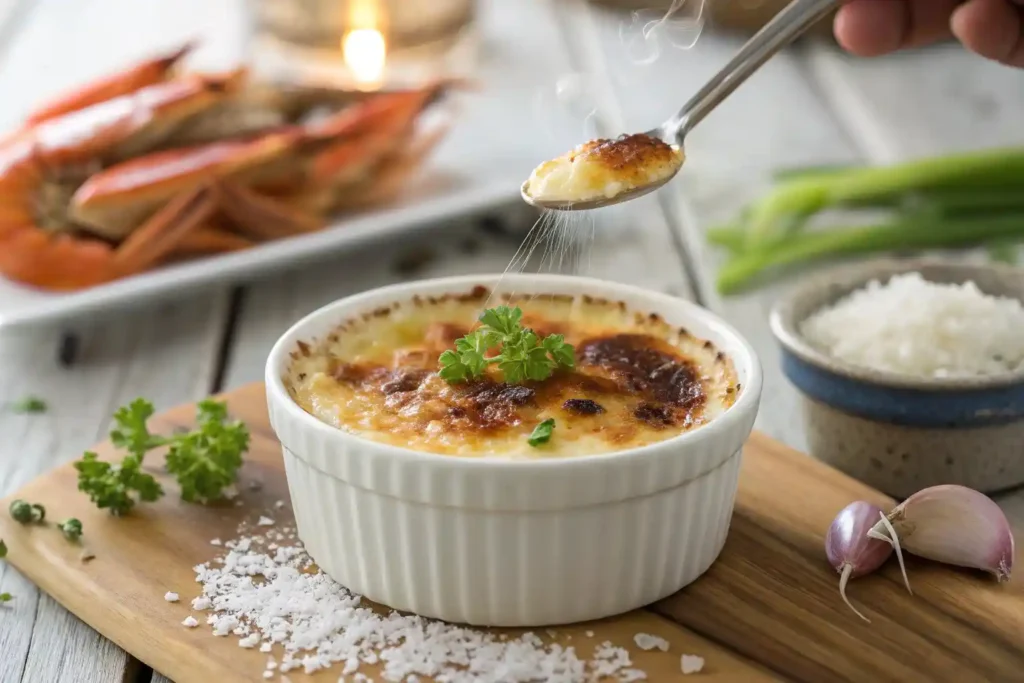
[507, 0, 705, 306]
[532, 72, 601, 144]
[619, 0, 706, 65]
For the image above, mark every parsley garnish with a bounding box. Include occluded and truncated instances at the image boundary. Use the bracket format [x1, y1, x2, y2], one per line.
[75, 451, 163, 516]
[10, 396, 46, 413]
[1, 540, 12, 602]
[438, 306, 575, 384]
[58, 518, 83, 542]
[74, 398, 250, 515]
[527, 418, 555, 447]
[165, 400, 250, 504]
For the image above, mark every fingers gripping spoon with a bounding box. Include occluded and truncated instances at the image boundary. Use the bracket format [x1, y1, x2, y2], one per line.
[521, 0, 840, 212]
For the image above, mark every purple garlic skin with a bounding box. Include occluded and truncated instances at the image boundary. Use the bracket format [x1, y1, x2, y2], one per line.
[826, 501, 894, 577]
[873, 485, 1015, 582]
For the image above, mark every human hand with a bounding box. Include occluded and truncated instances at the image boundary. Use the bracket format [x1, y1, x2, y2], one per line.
[834, 0, 1024, 68]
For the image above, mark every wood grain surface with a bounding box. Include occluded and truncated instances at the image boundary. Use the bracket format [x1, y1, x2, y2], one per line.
[2, 383, 1020, 683]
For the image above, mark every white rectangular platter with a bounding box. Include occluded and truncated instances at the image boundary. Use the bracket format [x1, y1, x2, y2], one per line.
[0, 0, 581, 329]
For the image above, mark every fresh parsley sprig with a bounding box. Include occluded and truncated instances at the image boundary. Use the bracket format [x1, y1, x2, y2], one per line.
[74, 398, 249, 515]
[165, 400, 249, 504]
[438, 306, 575, 384]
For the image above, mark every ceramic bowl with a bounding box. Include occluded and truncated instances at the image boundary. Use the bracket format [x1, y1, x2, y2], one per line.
[266, 273, 762, 627]
[770, 258, 1024, 499]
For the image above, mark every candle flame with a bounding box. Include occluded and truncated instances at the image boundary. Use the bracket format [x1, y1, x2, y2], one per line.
[343, 0, 386, 89]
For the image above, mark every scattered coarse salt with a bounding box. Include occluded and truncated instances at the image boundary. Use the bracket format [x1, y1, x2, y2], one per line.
[239, 633, 260, 649]
[800, 272, 1024, 378]
[164, 592, 179, 603]
[257, 516, 275, 526]
[182, 616, 199, 628]
[632, 633, 669, 652]
[681, 654, 704, 675]
[188, 519, 655, 682]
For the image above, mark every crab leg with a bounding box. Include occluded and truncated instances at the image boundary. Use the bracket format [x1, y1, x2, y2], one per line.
[213, 181, 322, 240]
[23, 43, 194, 127]
[67, 127, 299, 240]
[172, 222, 252, 256]
[112, 184, 218, 274]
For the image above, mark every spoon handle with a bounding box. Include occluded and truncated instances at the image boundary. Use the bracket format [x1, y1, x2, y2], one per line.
[667, 0, 840, 139]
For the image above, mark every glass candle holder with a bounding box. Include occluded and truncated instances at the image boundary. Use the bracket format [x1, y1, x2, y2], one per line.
[247, 0, 478, 90]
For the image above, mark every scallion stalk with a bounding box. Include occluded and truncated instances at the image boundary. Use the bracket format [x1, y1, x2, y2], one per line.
[717, 213, 1024, 294]
[743, 148, 1024, 248]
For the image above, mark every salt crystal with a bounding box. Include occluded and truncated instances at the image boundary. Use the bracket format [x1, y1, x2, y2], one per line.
[188, 523, 649, 683]
[274, 500, 285, 509]
[182, 616, 198, 628]
[257, 516, 275, 526]
[261, 672, 272, 680]
[800, 272, 1024, 378]
[585, 630, 595, 638]
[681, 654, 705, 675]
[239, 634, 260, 648]
[164, 592, 179, 603]
[210, 538, 222, 546]
[633, 633, 669, 652]
[260, 642, 272, 653]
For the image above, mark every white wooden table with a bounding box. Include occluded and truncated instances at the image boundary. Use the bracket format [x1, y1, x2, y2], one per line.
[1, 0, 1023, 681]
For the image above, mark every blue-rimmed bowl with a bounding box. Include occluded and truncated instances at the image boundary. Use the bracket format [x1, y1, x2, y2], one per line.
[770, 258, 1024, 498]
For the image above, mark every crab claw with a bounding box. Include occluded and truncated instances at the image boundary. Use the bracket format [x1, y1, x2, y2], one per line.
[23, 43, 195, 128]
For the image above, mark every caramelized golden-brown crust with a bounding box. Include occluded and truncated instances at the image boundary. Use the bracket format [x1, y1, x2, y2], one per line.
[524, 133, 683, 203]
[571, 134, 677, 181]
[285, 290, 739, 458]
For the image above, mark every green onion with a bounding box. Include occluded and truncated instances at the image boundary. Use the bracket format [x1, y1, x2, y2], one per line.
[717, 213, 1024, 294]
[743, 147, 1024, 248]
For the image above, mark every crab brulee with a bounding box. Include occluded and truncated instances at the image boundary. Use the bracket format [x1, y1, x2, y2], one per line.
[285, 287, 739, 458]
[523, 133, 684, 204]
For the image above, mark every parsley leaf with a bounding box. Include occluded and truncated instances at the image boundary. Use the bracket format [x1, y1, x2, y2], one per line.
[109, 398, 169, 456]
[75, 451, 163, 516]
[0, 593, 11, 603]
[165, 399, 250, 503]
[527, 418, 555, 447]
[438, 306, 576, 384]
[0, 539, 7, 558]
[74, 398, 250, 514]
[10, 396, 46, 414]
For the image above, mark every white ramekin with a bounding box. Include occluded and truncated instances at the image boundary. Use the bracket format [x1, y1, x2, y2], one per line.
[265, 274, 762, 627]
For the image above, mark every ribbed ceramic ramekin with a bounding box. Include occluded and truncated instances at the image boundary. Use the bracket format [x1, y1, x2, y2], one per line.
[266, 274, 762, 627]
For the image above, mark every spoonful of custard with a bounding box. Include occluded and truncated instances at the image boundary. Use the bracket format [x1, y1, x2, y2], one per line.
[522, 0, 838, 212]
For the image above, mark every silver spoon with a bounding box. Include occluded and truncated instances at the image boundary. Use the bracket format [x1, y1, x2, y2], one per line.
[521, 0, 839, 212]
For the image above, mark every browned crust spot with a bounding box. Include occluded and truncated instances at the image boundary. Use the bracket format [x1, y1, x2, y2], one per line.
[572, 134, 677, 181]
[326, 331, 710, 437]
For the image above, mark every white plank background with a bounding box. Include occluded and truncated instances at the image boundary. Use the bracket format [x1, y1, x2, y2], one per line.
[0, 0, 1022, 681]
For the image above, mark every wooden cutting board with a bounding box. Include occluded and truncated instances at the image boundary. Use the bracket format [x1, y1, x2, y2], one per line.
[0, 382, 1021, 683]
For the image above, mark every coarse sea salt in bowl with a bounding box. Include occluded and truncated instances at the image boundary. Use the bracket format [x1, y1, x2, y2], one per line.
[770, 258, 1024, 498]
[265, 273, 762, 627]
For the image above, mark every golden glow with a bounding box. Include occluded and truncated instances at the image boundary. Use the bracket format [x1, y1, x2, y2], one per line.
[342, 0, 387, 89]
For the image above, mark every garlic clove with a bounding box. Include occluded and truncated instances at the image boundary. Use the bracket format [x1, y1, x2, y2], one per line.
[869, 485, 1014, 581]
